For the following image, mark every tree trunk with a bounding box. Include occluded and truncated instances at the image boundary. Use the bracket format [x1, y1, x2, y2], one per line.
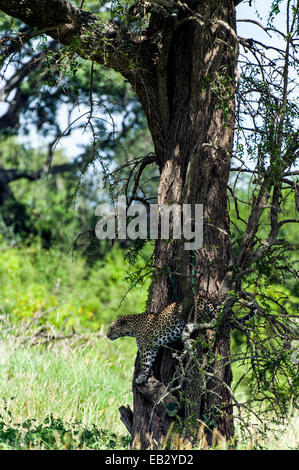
[123, 1, 237, 448]
[0, 0, 238, 450]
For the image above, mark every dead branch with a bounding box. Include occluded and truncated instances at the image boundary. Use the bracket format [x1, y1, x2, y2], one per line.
[119, 405, 133, 435]
[128, 153, 156, 206]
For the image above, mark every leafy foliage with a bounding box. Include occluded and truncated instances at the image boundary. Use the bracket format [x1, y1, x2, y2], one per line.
[0, 240, 150, 329]
[0, 413, 127, 450]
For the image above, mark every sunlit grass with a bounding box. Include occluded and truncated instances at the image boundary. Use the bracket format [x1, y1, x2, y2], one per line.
[0, 328, 297, 449]
[0, 330, 137, 446]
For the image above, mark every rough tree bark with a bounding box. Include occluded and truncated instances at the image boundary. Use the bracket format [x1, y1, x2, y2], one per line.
[0, 0, 240, 448]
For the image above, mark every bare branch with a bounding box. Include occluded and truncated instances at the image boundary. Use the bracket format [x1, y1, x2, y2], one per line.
[237, 18, 273, 37]
[277, 218, 299, 228]
[0, 27, 55, 65]
[0, 160, 82, 185]
[0, 41, 57, 101]
[128, 153, 156, 206]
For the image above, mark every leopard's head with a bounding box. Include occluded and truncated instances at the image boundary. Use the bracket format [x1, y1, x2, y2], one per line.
[107, 316, 133, 340]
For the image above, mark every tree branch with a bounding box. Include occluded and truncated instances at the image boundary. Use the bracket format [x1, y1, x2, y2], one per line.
[0, 26, 52, 65]
[0, 0, 149, 79]
[0, 161, 81, 185]
[128, 153, 156, 206]
[0, 41, 57, 101]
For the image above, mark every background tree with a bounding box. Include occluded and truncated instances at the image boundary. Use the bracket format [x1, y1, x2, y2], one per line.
[0, 7, 153, 241]
[0, 0, 297, 449]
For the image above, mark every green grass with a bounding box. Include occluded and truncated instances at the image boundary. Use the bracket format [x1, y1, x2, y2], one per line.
[0, 243, 297, 450]
[0, 330, 137, 449]
[0, 329, 298, 450]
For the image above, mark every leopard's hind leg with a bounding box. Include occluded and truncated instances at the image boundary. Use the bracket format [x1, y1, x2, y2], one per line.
[135, 345, 159, 384]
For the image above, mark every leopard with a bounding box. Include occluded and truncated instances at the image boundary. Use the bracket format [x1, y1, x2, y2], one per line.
[107, 296, 217, 384]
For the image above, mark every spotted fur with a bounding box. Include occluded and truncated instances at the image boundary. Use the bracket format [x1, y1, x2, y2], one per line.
[107, 297, 216, 384]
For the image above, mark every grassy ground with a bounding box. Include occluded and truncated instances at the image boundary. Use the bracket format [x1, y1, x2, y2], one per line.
[0, 329, 137, 449]
[0, 327, 298, 450]
[0, 244, 297, 450]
